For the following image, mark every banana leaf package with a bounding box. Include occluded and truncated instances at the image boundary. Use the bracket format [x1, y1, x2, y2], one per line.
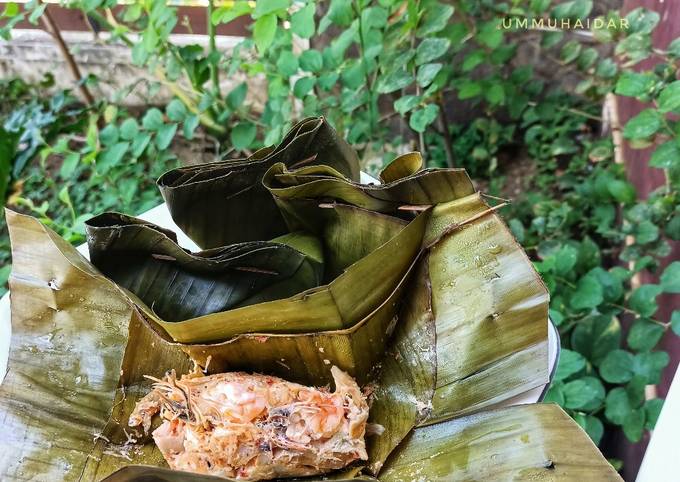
[0, 117, 621, 481]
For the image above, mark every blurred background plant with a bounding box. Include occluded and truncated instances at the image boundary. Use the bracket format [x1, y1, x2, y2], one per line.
[0, 0, 679, 477]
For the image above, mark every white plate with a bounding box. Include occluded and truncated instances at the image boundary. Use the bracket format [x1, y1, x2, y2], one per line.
[0, 171, 560, 404]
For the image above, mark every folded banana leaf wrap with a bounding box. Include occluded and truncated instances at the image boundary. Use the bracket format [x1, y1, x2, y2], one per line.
[157, 117, 360, 249]
[0, 117, 621, 481]
[85, 213, 325, 322]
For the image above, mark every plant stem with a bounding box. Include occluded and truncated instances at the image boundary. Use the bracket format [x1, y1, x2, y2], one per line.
[88, 9, 226, 135]
[98, 9, 134, 47]
[353, 1, 378, 138]
[437, 96, 455, 167]
[409, 0, 426, 156]
[606, 303, 670, 328]
[651, 100, 674, 194]
[207, 0, 222, 99]
[40, 2, 95, 105]
[379, 110, 399, 123]
[414, 98, 426, 156]
[156, 70, 226, 134]
[555, 276, 576, 289]
[527, 101, 602, 122]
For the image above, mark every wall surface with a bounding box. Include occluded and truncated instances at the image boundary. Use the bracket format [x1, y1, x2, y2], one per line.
[0, 29, 252, 105]
[0, 4, 253, 106]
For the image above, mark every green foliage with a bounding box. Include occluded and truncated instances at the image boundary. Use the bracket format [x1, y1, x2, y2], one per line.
[482, 8, 679, 447]
[0, 0, 678, 461]
[520, 86, 675, 445]
[29, 0, 574, 161]
[0, 76, 180, 296]
[1, 76, 87, 187]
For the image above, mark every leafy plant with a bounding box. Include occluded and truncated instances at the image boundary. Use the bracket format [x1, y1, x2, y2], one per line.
[0, 75, 180, 296]
[0, 0, 678, 468]
[499, 5, 680, 449]
[514, 119, 677, 444]
[17, 0, 558, 168]
[0, 76, 86, 206]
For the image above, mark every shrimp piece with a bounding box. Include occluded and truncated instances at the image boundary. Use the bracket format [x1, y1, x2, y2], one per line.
[204, 381, 267, 423]
[285, 393, 344, 442]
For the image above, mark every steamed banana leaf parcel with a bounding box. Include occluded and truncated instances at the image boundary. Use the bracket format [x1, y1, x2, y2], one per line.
[0, 118, 621, 481]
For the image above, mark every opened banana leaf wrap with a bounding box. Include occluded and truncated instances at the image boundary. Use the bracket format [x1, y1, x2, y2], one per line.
[0, 117, 621, 481]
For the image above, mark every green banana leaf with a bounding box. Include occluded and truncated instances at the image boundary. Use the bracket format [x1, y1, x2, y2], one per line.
[0, 205, 619, 481]
[103, 467, 239, 481]
[425, 193, 549, 423]
[103, 133, 473, 348]
[365, 192, 550, 472]
[85, 213, 324, 322]
[379, 152, 423, 184]
[157, 117, 360, 249]
[377, 403, 621, 481]
[174, 244, 420, 385]
[262, 159, 475, 224]
[90, 206, 429, 346]
[97, 148, 472, 345]
[0, 209, 405, 481]
[0, 210, 176, 481]
[78, 155, 479, 391]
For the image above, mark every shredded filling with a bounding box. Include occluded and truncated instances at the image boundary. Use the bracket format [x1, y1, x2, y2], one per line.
[129, 365, 369, 480]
